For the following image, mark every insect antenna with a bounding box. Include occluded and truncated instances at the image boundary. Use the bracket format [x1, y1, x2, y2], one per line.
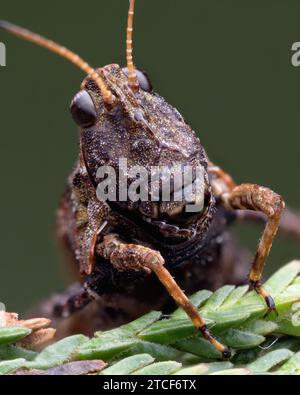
[0, 20, 116, 104]
[126, 0, 139, 92]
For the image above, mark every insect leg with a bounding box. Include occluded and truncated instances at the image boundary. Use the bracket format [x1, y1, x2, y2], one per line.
[235, 207, 300, 242]
[52, 283, 94, 318]
[209, 165, 285, 315]
[97, 234, 231, 358]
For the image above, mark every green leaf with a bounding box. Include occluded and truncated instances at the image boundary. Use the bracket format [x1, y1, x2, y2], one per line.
[221, 286, 249, 308]
[132, 361, 182, 375]
[26, 335, 88, 369]
[206, 309, 250, 329]
[174, 337, 222, 359]
[1, 261, 300, 375]
[202, 285, 235, 311]
[0, 327, 31, 346]
[248, 349, 294, 373]
[264, 261, 300, 296]
[0, 345, 37, 361]
[0, 358, 26, 375]
[138, 319, 197, 344]
[242, 319, 279, 336]
[78, 312, 162, 361]
[171, 290, 212, 319]
[120, 311, 162, 335]
[77, 337, 141, 360]
[277, 351, 300, 374]
[95, 311, 161, 339]
[175, 362, 233, 375]
[219, 328, 265, 349]
[276, 302, 300, 337]
[211, 368, 251, 375]
[116, 341, 184, 361]
[100, 354, 154, 375]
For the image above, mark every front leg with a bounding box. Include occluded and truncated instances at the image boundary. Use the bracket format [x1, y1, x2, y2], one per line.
[56, 158, 111, 276]
[97, 234, 231, 358]
[209, 164, 285, 314]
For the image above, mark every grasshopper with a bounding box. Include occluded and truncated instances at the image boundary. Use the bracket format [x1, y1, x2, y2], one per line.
[2, 0, 299, 357]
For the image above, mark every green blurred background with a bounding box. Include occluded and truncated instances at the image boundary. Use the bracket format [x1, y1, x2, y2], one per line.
[0, 0, 299, 312]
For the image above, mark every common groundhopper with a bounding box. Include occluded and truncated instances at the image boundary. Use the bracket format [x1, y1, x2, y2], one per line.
[2, 0, 298, 358]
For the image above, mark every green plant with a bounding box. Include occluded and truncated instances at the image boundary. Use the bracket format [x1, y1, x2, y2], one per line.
[1, 261, 300, 375]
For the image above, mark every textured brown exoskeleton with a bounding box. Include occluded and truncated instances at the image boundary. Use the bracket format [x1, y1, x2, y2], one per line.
[2, 0, 299, 357]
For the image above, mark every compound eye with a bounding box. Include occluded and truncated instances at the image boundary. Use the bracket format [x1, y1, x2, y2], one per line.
[70, 90, 97, 127]
[122, 67, 153, 92]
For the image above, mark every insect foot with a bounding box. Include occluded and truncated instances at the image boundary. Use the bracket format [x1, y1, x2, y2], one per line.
[250, 280, 278, 318]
